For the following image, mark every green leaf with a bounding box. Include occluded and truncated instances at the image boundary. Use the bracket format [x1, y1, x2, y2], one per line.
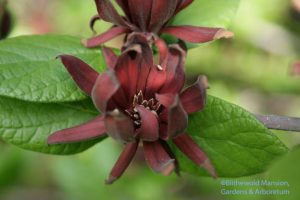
[171, 96, 288, 177]
[0, 96, 105, 154]
[172, 0, 240, 28]
[0, 35, 106, 103]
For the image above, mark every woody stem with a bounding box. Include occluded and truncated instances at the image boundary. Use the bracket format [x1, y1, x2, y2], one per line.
[254, 114, 300, 132]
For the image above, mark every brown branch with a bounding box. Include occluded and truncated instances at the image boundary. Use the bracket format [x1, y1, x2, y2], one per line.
[254, 114, 300, 132]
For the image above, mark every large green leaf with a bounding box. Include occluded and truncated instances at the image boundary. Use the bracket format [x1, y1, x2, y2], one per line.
[0, 96, 105, 154]
[172, 0, 240, 28]
[171, 96, 288, 177]
[0, 35, 105, 103]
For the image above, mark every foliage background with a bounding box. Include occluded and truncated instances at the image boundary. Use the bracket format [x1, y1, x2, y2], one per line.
[1, 0, 300, 199]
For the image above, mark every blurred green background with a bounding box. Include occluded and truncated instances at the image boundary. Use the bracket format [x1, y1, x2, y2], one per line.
[1, 0, 300, 199]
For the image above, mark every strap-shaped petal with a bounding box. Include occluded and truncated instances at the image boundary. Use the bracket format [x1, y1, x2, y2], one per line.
[159, 44, 186, 94]
[148, 0, 178, 32]
[106, 141, 139, 184]
[94, 0, 128, 27]
[136, 105, 159, 141]
[115, 34, 154, 99]
[143, 140, 175, 175]
[156, 94, 188, 139]
[48, 116, 106, 145]
[154, 38, 169, 69]
[115, 0, 131, 19]
[128, 0, 152, 31]
[102, 47, 118, 69]
[160, 140, 180, 175]
[144, 64, 166, 99]
[161, 25, 234, 43]
[58, 55, 99, 96]
[92, 70, 120, 112]
[114, 45, 141, 101]
[180, 75, 208, 114]
[174, 0, 194, 15]
[83, 26, 130, 48]
[173, 134, 217, 178]
[104, 109, 135, 143]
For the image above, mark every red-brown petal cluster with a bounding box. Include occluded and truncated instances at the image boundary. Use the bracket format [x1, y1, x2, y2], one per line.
[47, 35, 216, 183]
[47, 1, 220, 184]
[83, 0, 234, 63]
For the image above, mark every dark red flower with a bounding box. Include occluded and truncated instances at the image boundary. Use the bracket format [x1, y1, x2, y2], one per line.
[48, 35, 216, 184]
[83, 0, 233, 67]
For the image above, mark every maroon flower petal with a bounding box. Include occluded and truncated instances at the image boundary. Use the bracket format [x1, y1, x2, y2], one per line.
[47, 116, 106, 145]
[123, 33, 154, 66]
[115, 0, 131, 20]
[83, 26, 130, 48]
[160, 140, 180, 176]
[58, 55, 99, 96]
[156, 94, 188, 139]
[154, 38, 169, 69]
[161, 25, 234, 43]
[159, 44, 186, 94]
[180, 75, 208, 114]
[116, 34, 154, 98]
[159, 123, 168, 140]
[136, 105, 159, 141]
[143, 140, 175, 175]
[131, 37, 153, 93]
[174, 0, 194, 15]
[173, 134, 217, 178]
[102, 47, 118, 69]
[94, 0, 130, 28]
[144, 64, 166, 99]
[148, 0, 178, 32]
[156, 93, 175, 108]
[92, 71, 120, 112]
[105, 141, 139, 184]
[104, 109, 135, 143]
[128, 0, 152, 31]
[114, 45, 140, 101]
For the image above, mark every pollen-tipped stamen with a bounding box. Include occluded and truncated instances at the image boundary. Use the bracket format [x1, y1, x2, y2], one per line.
[125, 90, 161, 128]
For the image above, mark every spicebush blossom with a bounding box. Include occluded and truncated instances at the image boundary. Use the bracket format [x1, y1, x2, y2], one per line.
[83, 0, 233, 67]
[48, 34, 216, 184]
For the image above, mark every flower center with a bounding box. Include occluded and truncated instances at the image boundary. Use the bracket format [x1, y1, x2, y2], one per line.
[125, 90, 161, 128]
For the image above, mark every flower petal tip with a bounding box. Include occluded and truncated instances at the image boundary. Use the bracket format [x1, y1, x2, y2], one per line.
[105, 176, 117, 185]
[214, 29, 234, 40]
[55, 55, 62, 60]
[202, 159, 218, 179]
[47, 135, 59, 145]
[81, 39, 88, 47]
[160, 159, 176, 176]
[199, 75, 209, 88]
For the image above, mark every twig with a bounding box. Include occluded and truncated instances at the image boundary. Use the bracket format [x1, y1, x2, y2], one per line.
[254, 114, 300, 132]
